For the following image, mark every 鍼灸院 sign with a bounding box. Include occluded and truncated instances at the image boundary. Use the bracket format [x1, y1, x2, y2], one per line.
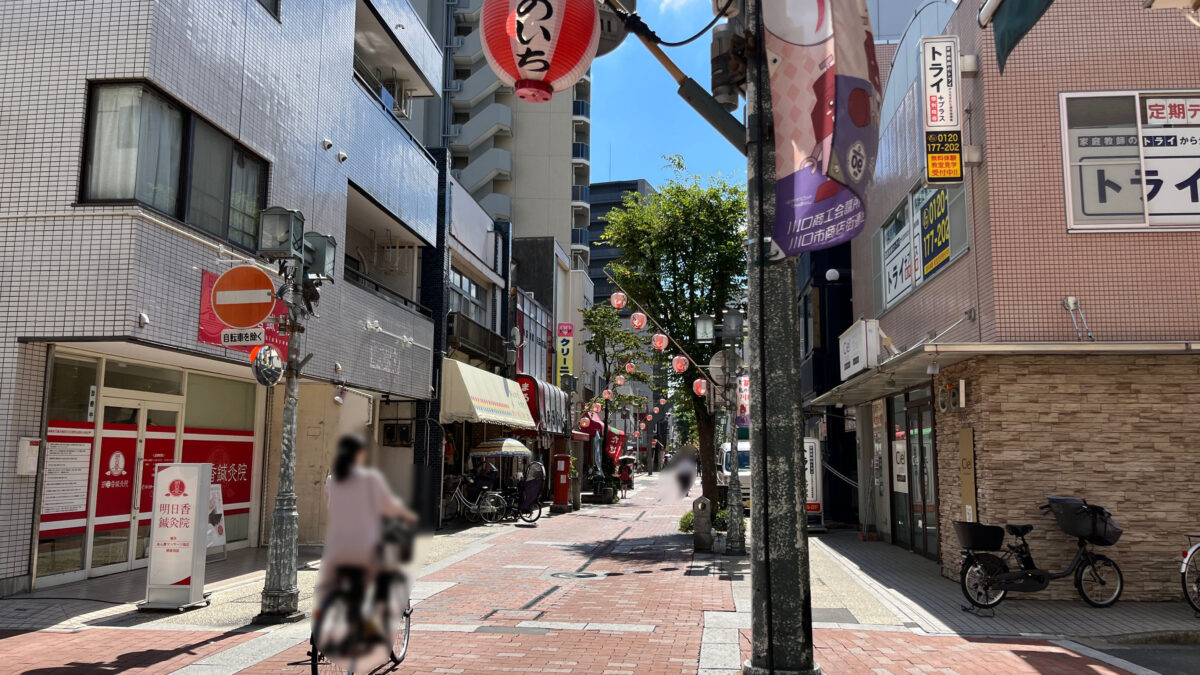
[921, 36, 963, 184]
[141, 463, 211, 610]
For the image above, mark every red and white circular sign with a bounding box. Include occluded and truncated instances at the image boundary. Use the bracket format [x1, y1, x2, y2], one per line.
[211, 266, 276, 329]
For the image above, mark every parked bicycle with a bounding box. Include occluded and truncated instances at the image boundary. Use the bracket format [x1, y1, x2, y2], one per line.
[1181, 534, 1200, 614]
[310, 519, 414, 674]
[955, 495, 1124, 610]
[498, 478, 544, 523]
[445, 475, 505, 524]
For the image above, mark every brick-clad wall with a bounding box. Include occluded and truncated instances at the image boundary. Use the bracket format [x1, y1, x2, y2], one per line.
[934, 355, 1200, 601]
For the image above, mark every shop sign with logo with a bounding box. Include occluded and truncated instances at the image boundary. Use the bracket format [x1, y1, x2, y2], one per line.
[142, 463, 211, 610]
[891, 441, 908, 493]
[556, 323, 574, 388]
[921, 36, 963, 184]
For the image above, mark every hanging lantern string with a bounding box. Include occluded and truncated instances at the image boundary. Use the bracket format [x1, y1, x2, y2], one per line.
[604, 270, 721, 392]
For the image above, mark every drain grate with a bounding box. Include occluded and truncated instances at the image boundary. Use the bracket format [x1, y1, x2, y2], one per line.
[550, 572, 599, 579]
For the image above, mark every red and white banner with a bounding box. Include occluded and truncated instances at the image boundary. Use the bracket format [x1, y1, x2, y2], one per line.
[181, 428, 254, 515]
[198, 270, 288, 354]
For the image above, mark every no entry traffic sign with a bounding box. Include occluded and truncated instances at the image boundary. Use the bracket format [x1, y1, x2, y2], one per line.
[211, 266, 276, 329]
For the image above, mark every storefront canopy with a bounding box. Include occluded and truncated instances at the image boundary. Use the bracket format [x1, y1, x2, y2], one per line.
[515, 374, 568, 435]
[439, 359, 536, 429]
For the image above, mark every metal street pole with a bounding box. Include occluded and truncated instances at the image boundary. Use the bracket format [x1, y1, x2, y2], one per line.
[255, 262, 305, 623]
[744, 0, 818, 670]
[725, 372, 744, 555]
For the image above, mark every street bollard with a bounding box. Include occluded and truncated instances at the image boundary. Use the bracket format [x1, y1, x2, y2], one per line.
[693, 496, 713, 552]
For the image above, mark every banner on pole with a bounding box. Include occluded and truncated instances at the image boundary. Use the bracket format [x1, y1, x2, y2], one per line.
[765, 0, 881, 258]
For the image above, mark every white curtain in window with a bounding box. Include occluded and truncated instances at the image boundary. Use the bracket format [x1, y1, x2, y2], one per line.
[187, 120, 232, 237]
[86, 85, 141, 200]
[228, 150, 263, 249]
[133, 91, 182, 213]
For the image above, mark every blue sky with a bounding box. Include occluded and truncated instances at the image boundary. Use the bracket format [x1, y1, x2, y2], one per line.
[589, 0, 747, 189]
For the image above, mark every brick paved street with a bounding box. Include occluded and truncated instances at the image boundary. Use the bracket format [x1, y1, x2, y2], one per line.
[0, 472, 1161, 673]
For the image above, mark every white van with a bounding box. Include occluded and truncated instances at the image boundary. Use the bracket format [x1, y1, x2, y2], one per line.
[720, 440, 751, 509]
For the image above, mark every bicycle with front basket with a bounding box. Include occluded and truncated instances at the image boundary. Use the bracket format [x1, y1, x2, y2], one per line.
[955, 495, 1124, 610]
[445, 475, 505, 524]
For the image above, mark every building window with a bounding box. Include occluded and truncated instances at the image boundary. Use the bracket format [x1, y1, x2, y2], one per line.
[1062, 91, 1200, 231]
[449, 269, 488, 325]
[83, 83, 268, 251]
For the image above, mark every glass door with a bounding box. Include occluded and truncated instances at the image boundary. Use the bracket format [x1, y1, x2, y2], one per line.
[87, 400, 180, 576]
[904, 404, 938, 560]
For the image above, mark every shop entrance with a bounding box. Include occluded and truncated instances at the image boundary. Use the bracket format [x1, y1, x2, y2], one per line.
[88, 398, 182, 577]
[905, 402, 937, 560]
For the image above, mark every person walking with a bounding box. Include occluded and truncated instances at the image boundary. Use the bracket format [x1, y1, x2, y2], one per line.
[676, 454, 696, 497]
[618, 461, 633, 499]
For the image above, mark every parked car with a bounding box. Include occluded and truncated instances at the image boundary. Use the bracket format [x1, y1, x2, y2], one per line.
[719, 441, 751, 510]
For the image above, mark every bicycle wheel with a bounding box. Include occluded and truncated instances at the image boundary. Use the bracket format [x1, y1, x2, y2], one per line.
[960, 553, 1008, 609]
[311, 593, 357, 675]
[463, 498, 483, 524]
[519, 502, 543, 523]
[1183, 551, 1200, 614]
[480, 493, 506, 524]
[389, 602, 412, 664]
[1076, 554, 1123, 608]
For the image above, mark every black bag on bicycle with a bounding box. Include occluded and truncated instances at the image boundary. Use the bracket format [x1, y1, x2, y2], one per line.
[381, 518, 415, 563]
[1047, 495, 1122, 547]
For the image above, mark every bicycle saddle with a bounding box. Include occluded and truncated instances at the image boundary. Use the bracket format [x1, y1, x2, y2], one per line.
[1006, 524, 1033, 537]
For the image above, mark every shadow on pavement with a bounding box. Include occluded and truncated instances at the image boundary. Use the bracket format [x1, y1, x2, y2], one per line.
[17, 628, 248, 674]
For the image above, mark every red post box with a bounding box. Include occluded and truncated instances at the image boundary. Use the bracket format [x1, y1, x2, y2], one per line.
[553, 453, 571, 505]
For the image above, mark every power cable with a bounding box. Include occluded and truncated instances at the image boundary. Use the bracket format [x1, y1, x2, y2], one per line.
[608, 0, 737, 48]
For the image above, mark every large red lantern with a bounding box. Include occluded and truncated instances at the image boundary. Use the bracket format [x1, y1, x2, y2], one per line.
[625, 362, 636, 375]
[693, 378, 708, 397]
[652, 333, 669, 351]
[672, 355, 689, 374]
[615, 375, 626, 386]
[481, 0, 600, 103]
[609, 291, 627, 310]
[629, 312, 648, 330]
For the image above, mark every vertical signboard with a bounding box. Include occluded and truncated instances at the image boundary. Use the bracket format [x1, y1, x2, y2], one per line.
[921, 36, 964, 184]
[958, 428, 977, 522]
[735, 376, 750, 428]
[919, 188, 951, 276]
[142, 463, 211, 610]
[803, 437, 825, 531]
[556, 323, 574, 388]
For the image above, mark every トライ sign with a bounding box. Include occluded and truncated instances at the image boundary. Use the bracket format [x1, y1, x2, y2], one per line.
[210, 266, 276, 329]
[921, 36, 963, 184]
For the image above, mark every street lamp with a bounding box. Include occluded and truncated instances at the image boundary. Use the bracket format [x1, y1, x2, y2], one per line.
[694, 314, 716, 344]
[258, 206, 305, 259]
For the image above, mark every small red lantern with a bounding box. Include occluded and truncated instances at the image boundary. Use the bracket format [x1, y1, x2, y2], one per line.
[693, 378, 708, 397]
[615, 375, 626, 386]
[580, 416, 590, 428]
[653, 406, 660, 414]
[630, 312, 648, 330]
[659, 397, 667, 406]
[672, 355, 689, 374]
[602, 389, 613, 400]
[640, 422, 646, 430]
[645, 414, 653, 421]
[652, 333, 669, 351]
[609, 291, 627, 310]
[625, 362, 636, 375]
[591, 402, 601, 413]
[481, 0, 600, 103]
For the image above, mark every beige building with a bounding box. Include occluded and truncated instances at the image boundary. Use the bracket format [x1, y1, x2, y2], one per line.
[813, 0, 1200, 601]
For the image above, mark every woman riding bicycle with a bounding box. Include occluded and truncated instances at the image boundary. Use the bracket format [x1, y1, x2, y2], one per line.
[316, 434, 418, 645]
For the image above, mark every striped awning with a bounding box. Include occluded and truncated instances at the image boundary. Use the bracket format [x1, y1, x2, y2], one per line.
[439, 359, 536, 429]
[469, 437, 533, 458]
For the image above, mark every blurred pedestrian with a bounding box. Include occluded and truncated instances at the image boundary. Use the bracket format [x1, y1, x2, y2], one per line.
[618, 461, 633, 499]
[676, 454, 696, 497]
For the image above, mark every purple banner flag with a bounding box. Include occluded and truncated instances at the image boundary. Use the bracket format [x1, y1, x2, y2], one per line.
[765, 0, 881, 258]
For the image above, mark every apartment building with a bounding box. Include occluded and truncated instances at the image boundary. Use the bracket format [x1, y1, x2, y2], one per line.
[812, 0, 1200, 601]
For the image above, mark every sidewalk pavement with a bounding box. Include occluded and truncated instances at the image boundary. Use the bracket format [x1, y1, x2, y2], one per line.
[0, 473, 1183, 674]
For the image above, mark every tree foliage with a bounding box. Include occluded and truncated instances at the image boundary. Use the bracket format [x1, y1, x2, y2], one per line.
[581, 303, 649, 475]
[601, 155, 747, 501]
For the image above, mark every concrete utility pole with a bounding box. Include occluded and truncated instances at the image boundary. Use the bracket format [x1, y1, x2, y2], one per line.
[255, 261, 306, 624]
[743, 0, 819, 671]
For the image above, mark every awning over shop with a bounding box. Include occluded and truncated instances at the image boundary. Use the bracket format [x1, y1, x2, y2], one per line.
[515, 374, 568, 435]
[439, 358, 536, 429]
[809, 341, 1199, 408]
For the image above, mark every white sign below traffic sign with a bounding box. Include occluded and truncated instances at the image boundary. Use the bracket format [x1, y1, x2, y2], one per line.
[220, 327, 266, 347]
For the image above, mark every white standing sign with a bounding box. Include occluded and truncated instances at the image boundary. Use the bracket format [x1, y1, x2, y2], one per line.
[803, 437, 825, 532]
[141, 463, 211, 611]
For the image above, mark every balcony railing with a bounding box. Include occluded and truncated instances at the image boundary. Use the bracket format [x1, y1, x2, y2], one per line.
[572, 142, 590, 161]
[345, 266, 433, 317]
[447, 311, 506, 364]
[571, 185, 590, 203]
[572, 99, 590, 118]
[352, 52, 435, 166]
[571, 228, 590, 248]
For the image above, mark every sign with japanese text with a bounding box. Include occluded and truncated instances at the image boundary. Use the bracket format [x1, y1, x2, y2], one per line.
[181, 428, 254, 516]
[803, 437, 823, 518]
[39, 422, 94, 537]
[207, 487, 226, 549]
[736, 376, 750, 429]
[556, 323, 574, 388]
[199, 271, 288, 354]
[143, 463, 210, 610]
[882, 211, 916, 307]
[921, 37, 963, 184]
[516, 375, 542, 428]
[919, 188, 951, 275]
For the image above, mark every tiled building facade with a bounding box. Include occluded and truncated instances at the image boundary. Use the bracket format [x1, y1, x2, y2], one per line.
[814, 0, 1200, 600]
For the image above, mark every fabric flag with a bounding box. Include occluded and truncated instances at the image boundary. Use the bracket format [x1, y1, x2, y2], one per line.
[993, 0, 1056, 72]
[766, 0, 881, 259]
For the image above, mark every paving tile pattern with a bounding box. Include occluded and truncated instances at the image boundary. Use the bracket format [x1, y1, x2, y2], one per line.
[0, 627, 255, 674]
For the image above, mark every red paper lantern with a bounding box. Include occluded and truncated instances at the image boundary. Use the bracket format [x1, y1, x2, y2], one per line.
[481, 0, 600, 103]
[672, 355, 689, 374]
[630, 312, 648, 330]
[639, 422, 646, 430]
[591, 402, 601, 413]
[659, 397, 667, 406]
[615, 375, 626, 386]
[693, 378, 708, 397]
[645, 414, 653, 421]
[579, 416, 590, 428]
[625, 362, 636, 374]
[653, 406, 660, 414]
[652, 333, 669, 351]
[609, 291, 627, 309]
[602, 389, 613, 400]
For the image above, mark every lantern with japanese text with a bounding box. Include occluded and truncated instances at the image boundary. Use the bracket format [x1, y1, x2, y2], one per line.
[653, 406, 660, 414]
[579, 416, 591, 428]
[672, 355, 689, 374]
[693, 378, 708, 397]
[615, 375, 626, 386]
[625, 362, 636, 375]
[480, 0, 601, 103]
[609, 291, 627, 309]
[629, 311, 648, 330]
[651, 333, 669, 351]
[602, 389, 613, 400]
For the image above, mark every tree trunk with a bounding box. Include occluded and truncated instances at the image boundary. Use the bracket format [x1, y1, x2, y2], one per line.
[692, 395, 717, 503]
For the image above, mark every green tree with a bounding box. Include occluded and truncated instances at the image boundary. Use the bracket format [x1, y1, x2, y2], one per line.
[581, 304, 649, 476]
[602, 155, 747, 502]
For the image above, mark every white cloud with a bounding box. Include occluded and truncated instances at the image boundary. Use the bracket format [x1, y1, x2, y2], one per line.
[653, 0, 703, 14]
